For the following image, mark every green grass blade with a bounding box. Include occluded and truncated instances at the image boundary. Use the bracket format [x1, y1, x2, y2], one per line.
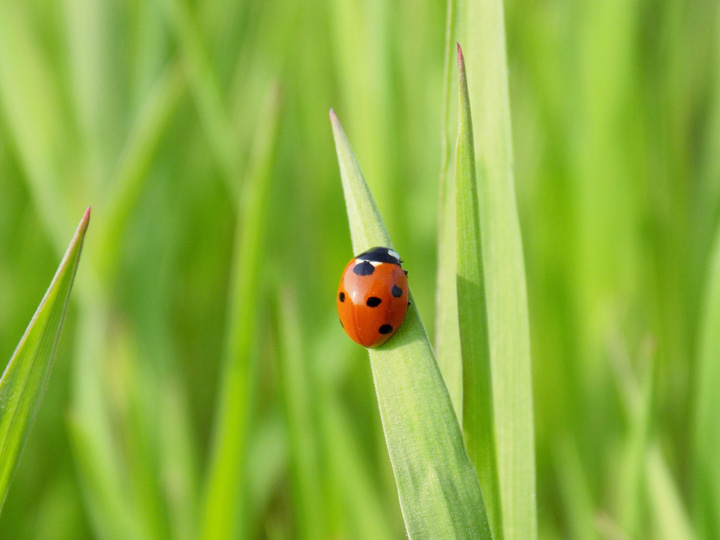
[331, 110, 491, 539]
[0, 208, 90, 511]
[462, 1, 538, 536]
[616, 355, 655, 536]
[455, 45, 502, 538]
[99, 61, 187, 274]
[0, 3, 73, 252]
[198, 87, 281, 540]
[276, 289, 326, 540]
[435, 0, 463, 419]
[158, 0, 240, 186]
[693, 220, 720, 538]
[646, 445, 695, 540]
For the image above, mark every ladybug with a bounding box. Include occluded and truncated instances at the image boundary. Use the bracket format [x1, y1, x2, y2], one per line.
[337, 246, 409, 348]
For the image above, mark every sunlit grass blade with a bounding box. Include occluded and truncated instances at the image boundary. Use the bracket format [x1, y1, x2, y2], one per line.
[455, 44, 502, 538]
[616, 354, 655, 536]
[276, 289, 326, 540]
[158, 0, 240, 187]
[199, 86, 281, 540]
[461, 1, 537, 537]
[435, 0, 462, 419]
[693, 220, 720, 538]
[646, 445, 694, 540]
[99, 61, 187, 274]
[0, 3, 73, 251]
[0, 208, 90, 511]
[321, 396, 397, 540]
[331, 110, 491, 539]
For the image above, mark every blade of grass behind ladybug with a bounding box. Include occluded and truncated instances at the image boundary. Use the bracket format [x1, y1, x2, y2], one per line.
[435, 0, 463, 420]
[463, 0, 538, 536]
[199, 86, 281, 540]
[0, 208, 90, 511]
[455, 44, 502, 538]
[330, 110, 491, 539]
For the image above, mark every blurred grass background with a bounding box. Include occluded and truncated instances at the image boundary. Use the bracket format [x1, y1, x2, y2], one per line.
[0, 0, 718, 537]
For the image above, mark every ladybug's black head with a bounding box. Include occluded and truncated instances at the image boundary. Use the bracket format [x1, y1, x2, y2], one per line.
[355, 246, 402, 266]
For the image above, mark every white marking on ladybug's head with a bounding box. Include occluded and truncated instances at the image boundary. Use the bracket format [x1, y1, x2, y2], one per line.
[355, 246, 403, 266]
[354, 258, 381, 267]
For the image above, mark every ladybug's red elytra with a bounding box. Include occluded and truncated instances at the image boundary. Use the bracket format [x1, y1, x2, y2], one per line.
[337, 247, 409, 348]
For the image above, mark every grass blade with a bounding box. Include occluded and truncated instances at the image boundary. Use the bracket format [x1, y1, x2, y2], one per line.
[198, 86, 281, 540]
[331, 110, 491, 539]
[646, 445, 694, 540]
[455, 44, 502, 538]
[435, 0, 463, 419]
[0, 208, 90, 510]
[462, 1, 538, 536]
[693, 220, 720, 538]
[276, 289, 326, 540]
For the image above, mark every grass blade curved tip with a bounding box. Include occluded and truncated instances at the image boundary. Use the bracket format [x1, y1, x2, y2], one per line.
[330, 111, 491, 539]
[0, 207, 90, 511]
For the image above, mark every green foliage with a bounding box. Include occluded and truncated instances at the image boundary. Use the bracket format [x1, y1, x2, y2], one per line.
[454, 44, 502, 538]
[331, 110, 491, 539]
[1, 209, 89, 510]
[457, 0, 538, 537]
[0, 0, 718, 537]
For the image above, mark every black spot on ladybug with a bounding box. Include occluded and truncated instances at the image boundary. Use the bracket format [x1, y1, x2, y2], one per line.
[339, 291, 345, 302]
[391, 285, 403, 298]
[366, 297, 382, 307]
[353, 261, 375, 276]
[379, 324, 393, 335]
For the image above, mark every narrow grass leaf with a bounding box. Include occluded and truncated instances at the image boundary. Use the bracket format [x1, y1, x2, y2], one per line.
[0, 3, 73, 252]
[69, 303, 149, 540]
[455, 44, 502, 538]
[462, 2, 538, 536]
[158, 0, 240, 187]
[616, 356, 655, 535]
[435, 0, 463, 419]
[99, 62, 187, 274]
[0, 208, 90, 510]
[321, 396, 397, 540]
[276, 289, 326, 540]
[646, 445, 694, 540]
[331, 110, 491, 539]
[693, 220, 720, 538]
[199, 86, 281, 540]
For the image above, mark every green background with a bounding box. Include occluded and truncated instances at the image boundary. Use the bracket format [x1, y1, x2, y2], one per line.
[1, 0, 718, 537]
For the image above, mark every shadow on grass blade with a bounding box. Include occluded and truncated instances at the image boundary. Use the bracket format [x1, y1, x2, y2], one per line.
[331, 110, 491, 539]
[0, 208, 90, 511]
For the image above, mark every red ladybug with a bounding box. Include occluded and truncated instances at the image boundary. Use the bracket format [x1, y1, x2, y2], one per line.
[337, 246, 409, 347]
